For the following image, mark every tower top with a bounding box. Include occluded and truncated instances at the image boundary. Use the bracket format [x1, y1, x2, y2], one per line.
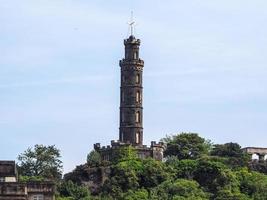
[128, 11, 136, 36]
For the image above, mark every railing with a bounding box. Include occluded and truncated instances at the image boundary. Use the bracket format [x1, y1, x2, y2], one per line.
[0, 183, 26, 195]
[27, 182, 55, 193]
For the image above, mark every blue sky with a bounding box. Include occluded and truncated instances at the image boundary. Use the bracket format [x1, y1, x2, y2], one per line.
[1, 0, 267, 173]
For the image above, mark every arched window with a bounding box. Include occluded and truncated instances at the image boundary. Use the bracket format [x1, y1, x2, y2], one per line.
[136, 91, 140, 103]
[136, 74, 140, 84]
[134, 52, 138, 59]
[121, 132, 124, 141]
[135, 111, 140, 123]
[136, 132, 140, 144]
[121, 113, 125, 122]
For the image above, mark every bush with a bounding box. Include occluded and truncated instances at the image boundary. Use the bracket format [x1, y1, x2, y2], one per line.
[57, 180, 90, 200]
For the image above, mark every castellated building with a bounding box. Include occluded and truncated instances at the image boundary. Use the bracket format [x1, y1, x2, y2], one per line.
[94, 35, 164, 161]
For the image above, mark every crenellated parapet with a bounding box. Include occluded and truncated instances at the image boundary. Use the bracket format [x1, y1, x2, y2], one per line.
[94, 140, 164, 162]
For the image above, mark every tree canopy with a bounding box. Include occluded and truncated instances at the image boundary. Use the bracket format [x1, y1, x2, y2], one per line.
[17, 144, 63, 180]
[163, 133, 211, 159]
[19, 133, 267, 200]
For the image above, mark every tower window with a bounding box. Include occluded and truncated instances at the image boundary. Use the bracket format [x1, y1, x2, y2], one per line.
[136, 91, 140, 103]
[122, 75, 125, 83]
[135, 111, 140, 123]
[121, 132, 124, 141]
[134, 52, 138, 59]
[136, 74, 140, 84]
[136, 132, 140, 144]
[121, 113, 125, 122]
[122, 92, 125, 102]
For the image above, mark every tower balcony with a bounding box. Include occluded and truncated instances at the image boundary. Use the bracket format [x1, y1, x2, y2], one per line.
[124, 37, 140, 45]
[120, 59, 144, 66]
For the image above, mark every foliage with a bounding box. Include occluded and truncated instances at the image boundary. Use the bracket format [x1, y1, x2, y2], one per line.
[102, 158, 170, 198]
[163, 133, 211, 159]
[57, 180, 90, 200]
[193, 159, 239, 194]
[139, 158, 171, 188]
[102, 159, 141, 197]
[87, 150, 101, 167]
[248, 161, 267, 175]
[56, 197, 74, 200]
[211, 143, 243, 157]
[214, 189, 251, 200]
[123, 189, 149, 200]
[28, 133, 267, 200]
[211, 143, 250, 168]
[111, 145, 137, 163]
[17, 144, 63, 180]
[166, 157, 198, 179]
[151, 179, 209, 200]
[236, 168, 267, 200]
[19, 175, 45, 182]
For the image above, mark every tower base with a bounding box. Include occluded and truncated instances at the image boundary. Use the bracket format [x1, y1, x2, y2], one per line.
[94, 140, 164, 162]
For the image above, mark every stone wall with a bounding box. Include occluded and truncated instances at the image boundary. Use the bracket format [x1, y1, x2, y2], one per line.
[0, 182, 55, 200]
[94, 140, 164, 162]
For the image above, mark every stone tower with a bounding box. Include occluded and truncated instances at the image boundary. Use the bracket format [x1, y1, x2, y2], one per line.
[94, 33, 164, 162]
[119, 35, 144, 146]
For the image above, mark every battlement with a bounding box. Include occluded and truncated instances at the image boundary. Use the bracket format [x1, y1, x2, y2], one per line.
[124, 36, 140, 45]
[119, 59, 144, 66]
[94, 140, 164, 162]
[151, 141, 164, 148]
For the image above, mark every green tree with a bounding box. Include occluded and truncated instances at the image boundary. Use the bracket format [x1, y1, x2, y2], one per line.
[211, 143, 243, 157]
[139, 158, 171, 189]
[163, 133, 211, 159]
[87, 150, 101, 167]
[249, 162, 267, 175]
[193, 159, 239, 194]
[57, 180, 90, 200]
[151, 179, 209, 200]
[56, 197, 74, 200]
[215, 189, 251, 200]
[17, 144, 63, 180]
[166, 157, 198, 179]
[236, 168, 267, 200]
[210, 143, 250, 168]
[123, 189, 149, 200]
[102, 159, 142, 197]
[112, 145, 137, 163]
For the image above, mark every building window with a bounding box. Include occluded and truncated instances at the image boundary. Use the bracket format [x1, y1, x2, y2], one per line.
[136, 74, 140, 84]
[135, 111, 140, 123]
[0, 177, 5, 182]
[136, 91, 140, 103]
[136, 132, 140, 144]
[33, 195, 44, 200]
[122, 75, 125, 83]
